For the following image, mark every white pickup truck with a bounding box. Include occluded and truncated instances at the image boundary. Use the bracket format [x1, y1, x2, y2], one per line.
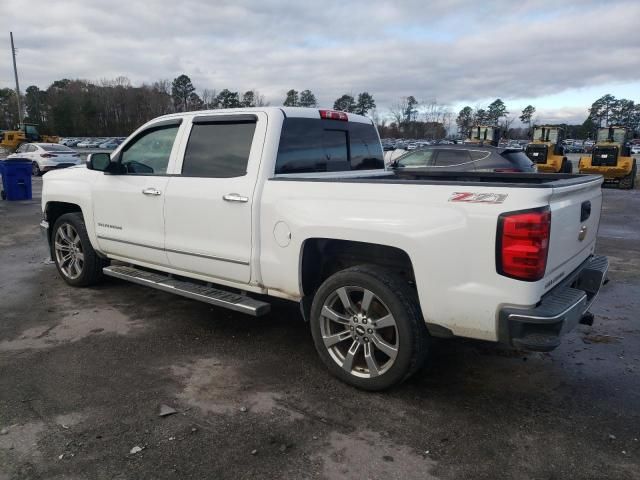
[40, 107, 609, 390]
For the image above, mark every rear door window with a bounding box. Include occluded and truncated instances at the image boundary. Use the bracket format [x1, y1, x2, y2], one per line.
[182, 120, 257, 178]
[434, 149, 472, 168]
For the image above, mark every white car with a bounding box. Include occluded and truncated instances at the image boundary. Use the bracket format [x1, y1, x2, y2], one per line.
[40, 107, 608, 390]
[630, 144, 640, 155]
[9, 143, 82, 176]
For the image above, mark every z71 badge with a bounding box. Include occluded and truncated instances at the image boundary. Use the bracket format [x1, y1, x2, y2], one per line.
[449, 192, 508, 204]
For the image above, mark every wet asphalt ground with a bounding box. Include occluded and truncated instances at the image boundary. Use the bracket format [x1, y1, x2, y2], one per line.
[0, 174, 639, 480]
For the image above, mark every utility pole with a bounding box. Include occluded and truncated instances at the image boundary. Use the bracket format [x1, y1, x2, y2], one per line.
[10, 32, 24, 126]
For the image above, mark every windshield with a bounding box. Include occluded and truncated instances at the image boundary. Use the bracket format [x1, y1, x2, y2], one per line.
[597, 128, 626, 144]
[533, 127, 559, 143]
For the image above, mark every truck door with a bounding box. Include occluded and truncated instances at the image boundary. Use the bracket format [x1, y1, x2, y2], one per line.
[163, 112, 267, 284]
[93, 119, 183, 265]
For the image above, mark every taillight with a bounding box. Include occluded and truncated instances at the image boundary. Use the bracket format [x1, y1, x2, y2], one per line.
[497, 207, 551, 281]
[494, 168, 520, 173]
[319, 109, 348, 121]
[40, 153, 57, 158]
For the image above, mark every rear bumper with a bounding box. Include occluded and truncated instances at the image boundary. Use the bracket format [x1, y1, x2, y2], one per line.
[498, 255, 608, 352]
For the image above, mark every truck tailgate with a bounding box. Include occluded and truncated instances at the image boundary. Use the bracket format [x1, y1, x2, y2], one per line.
[545, 177, 603, 280]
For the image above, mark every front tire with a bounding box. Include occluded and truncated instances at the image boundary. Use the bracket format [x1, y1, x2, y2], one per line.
[310, 265, 429, 391]
[51, 212, 108, 287]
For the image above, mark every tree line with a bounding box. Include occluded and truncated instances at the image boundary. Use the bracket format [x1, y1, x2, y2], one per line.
[0, 74, 379, 137]
[1, 72, 638, 140]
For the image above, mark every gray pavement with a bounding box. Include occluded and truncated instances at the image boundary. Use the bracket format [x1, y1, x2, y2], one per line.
[0, 178, 639, 479]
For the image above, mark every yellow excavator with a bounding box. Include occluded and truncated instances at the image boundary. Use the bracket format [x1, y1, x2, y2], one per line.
[0, 123, 59, 151]
[466, 125, 501, 146]
[579, 126, 636, 189]
[525, 125, 572, 173]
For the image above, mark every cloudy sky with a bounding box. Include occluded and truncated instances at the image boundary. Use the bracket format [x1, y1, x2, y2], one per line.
[2, 0, 639, 124]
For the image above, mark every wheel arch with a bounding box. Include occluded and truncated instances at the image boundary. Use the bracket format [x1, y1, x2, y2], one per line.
[298, 238, 417, 320]
[44, 201, 83, 245]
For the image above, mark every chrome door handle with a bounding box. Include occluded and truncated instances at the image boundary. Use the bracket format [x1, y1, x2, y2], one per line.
[223, 193, 249, 203]
[142, 187, 162, 196]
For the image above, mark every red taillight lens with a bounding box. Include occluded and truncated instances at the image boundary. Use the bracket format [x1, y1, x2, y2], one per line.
[40, 153, 57, 158]
[319, 109, 348, 121]
[494, 168, 520, 173]
[497, 207, 551, 281]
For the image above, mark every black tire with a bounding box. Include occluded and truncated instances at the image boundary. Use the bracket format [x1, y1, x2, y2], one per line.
[32, 162, 42, 177]
[51, 212, 108, 287]
[310, 265, 429, 391]
[561, 158, 573, 173]
[619, 160, 637, 190]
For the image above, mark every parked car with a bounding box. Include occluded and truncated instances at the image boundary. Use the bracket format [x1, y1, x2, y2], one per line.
[40, 107, 608, 390]
[390, 145, 536, 173]
[8, 142, 81, 176]
[98, 138, 123, 149]
[563, 144, 583, 154]
[77, 138, 105, 148]
[631, 144, 640, 155]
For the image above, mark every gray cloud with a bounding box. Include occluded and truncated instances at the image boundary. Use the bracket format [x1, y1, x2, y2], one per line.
[2, 0, 639, 118]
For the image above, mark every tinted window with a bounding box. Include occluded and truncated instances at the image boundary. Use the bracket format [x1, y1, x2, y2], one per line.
[469, 149, 491, 161]
[396, 150, 435, 167]
[435, 149, 471, 166]
[502, 151, 536, 172]
[182, 121, 256, 178]
[275, 118, 383, 174]
[350, 123, 384, 170]
[322, 130, 349, 170]
[120, 125, 178, 175]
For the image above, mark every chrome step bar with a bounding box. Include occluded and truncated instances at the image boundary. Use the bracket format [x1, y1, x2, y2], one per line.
[103, 265, 270, 316]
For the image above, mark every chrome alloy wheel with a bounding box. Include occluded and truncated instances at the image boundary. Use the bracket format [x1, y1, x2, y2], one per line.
[54, 223, 84, 280]
[320, 286, 399, 378]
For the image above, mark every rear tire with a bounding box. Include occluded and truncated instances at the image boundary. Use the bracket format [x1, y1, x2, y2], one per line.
[561, 158, 573, 173]
[310, 265, 429, 391]
[619, 160, 637, 190]
[51, 212, 109, 287]
[32, 162, 42, 177]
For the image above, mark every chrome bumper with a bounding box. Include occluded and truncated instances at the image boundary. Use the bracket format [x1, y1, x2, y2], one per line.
[499, 255, 609, 351]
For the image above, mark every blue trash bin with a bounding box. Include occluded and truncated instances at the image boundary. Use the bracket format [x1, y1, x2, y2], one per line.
[0, 158, 33, 201]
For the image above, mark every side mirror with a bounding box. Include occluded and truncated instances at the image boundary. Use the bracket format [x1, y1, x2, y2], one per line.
[86, 152, 111, 172]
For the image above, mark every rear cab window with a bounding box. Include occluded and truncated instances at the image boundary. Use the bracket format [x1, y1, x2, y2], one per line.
[275, 117, 383, 174]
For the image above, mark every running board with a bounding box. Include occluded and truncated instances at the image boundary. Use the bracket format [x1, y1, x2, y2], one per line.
[103, 265, 270, 316]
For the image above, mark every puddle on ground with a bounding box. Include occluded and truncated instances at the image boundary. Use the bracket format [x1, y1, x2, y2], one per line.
[170, 357, 303, 420]
[0, 308, 143, 352]
[315, 430, 437, 480]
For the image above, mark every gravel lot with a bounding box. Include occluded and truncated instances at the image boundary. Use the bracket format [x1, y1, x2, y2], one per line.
[0, 176, 639, 480]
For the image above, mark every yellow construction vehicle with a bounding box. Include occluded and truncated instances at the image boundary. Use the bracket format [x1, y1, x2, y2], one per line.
[525, 125, 572, 173]
[466, 125, 501, 146]
[579, 126, 636, 189]
[0, 123, 59, 151]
